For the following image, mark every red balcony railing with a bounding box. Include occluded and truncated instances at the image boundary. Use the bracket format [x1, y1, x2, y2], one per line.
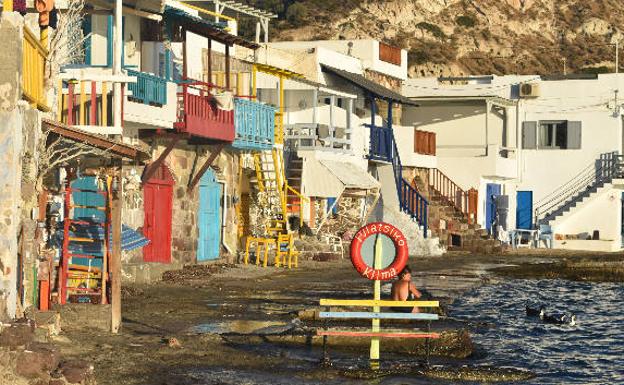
[174, 79, 235, 141]
[429, 168, 478, 224]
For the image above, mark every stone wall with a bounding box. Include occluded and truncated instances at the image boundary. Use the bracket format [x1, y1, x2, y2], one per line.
[121, 137, 241, 282]
[0, 14, 24, 320]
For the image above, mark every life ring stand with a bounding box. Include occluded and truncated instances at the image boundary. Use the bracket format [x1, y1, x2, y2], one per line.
[350, 222, 409, 281]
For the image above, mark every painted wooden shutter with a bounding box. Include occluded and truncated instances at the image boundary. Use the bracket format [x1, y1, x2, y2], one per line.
[567, 121, 582, 149]
[522, 121, 537, 149]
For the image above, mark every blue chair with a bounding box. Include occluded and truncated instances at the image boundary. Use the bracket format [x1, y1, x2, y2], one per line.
[538, 224, 554, 248]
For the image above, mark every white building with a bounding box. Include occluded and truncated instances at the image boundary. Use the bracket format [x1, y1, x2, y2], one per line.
[254, 40, 441, 254]
[404, 74, 624, 252]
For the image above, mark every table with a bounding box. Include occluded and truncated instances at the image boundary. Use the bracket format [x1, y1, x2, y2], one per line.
[509, 229, 538, 249]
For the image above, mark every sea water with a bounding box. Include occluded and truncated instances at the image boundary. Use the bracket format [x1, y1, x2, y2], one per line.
[449, 278, 624, 384]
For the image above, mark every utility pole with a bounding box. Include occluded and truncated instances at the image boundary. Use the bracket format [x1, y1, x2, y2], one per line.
[616, 40, 620, 74]
[562, 57, 567, 75]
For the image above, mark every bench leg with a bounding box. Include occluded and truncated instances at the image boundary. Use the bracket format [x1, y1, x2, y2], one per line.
[244, 238, 251, 265]
[263, 242, 269, 268]
[255, 242, 261, 266]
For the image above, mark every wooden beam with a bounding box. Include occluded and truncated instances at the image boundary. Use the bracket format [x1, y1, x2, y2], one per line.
[188, 143, 225, 191]
[319, 312, 439, 321]
[319, 299, 440, 308]
[207, 38, 212, 84]
[110, 170, 122, 334]
[225, 44, 231, 90]
[317, 331, 440, 339]
[41, 118, 149, 161]
[141, 136, 181, 183]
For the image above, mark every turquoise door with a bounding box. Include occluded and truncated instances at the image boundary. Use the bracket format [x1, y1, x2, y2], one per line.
[198, 169, 222, 261]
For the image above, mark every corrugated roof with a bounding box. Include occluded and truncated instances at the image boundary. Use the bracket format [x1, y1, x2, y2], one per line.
[321, 65, 418, 105]
[303, 158, 379, 198]
[164, 6, 260, 50]
[320, 160, 380, 191]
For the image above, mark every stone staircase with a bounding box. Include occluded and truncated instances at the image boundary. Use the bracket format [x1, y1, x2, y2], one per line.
[427, 190, 503, 254]
[413, 172, 503, 254]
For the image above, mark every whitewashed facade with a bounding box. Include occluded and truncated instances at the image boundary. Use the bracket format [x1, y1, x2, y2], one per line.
[404, 74, 624, 251]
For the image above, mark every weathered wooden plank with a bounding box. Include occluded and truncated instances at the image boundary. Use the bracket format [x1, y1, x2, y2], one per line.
[317, 331, 440, 339]
[319, 311, 439, 321]
[320, 299, 439, 308]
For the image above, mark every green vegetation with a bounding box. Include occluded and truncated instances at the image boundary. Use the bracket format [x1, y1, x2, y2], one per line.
[455, 15, 476, 28]
[416, 21, 446, 39]
[580, 66, 611, 74]
[285, 2, 307, 26]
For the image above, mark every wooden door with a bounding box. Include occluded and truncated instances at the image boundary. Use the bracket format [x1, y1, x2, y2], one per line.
[143, 165, 174, 263]
[197, 169, 222, 261]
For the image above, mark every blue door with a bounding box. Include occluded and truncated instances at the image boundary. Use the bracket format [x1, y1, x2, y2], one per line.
[198, 169, 222, 261]
[485, 183, 502, 233]
[516, 191, 533, 230]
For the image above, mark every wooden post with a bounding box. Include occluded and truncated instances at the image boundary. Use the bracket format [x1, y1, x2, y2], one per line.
[111, 170, 122, 334]
[370, 234, 382, 367]
[207, 38, 212, 85]
[225, 44, 231, 90]
[113, 0, 122, 130]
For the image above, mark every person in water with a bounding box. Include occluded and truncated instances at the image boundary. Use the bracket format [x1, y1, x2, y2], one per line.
[391, 265, 422, 313]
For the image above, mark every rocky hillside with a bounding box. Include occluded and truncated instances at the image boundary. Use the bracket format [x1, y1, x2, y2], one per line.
[240, 0, 624, 77]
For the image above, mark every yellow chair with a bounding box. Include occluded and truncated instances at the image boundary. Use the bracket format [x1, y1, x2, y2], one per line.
[244, 237, 276, 267]
[276, 234, 300, 268]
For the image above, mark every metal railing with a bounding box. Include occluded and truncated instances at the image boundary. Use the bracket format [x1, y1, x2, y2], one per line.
[429, 169, 478, 224]
[233, 98, 275, 150]
[126, 69, 167, 105]
[22, 27, 48, 111]
[285, 123, 352, 152]
[365, 124, 429, 237]
[368, 124, 393, 161]
[535, 151, 623, 224]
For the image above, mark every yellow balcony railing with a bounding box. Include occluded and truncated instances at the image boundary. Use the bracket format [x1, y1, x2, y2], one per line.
[22, 27, 49, 111]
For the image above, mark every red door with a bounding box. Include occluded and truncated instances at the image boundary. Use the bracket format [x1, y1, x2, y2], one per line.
[143, 164, 174, 263]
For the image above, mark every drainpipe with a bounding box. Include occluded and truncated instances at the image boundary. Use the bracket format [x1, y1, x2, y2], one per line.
[218, 180, 234, 255]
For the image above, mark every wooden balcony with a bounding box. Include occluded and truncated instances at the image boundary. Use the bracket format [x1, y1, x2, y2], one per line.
[22, 27, 48, 111]
[232, 98, 275, 150]
[126, 69, 167, 106]
[57, 71, 135, 135]
[174, 80, 235, 142]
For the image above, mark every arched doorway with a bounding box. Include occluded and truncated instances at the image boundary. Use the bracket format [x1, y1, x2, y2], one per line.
[197, 168, 222, 261]
[143, 164, 174, 263]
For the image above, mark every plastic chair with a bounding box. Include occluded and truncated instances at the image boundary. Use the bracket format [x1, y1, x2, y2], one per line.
[537, 224, 554, 248]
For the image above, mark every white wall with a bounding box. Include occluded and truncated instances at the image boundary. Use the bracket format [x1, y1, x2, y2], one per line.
[268, 40, 407, 80]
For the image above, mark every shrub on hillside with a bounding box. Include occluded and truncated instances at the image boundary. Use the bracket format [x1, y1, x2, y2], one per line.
[286, 2, 307, 26]
[416, 21, 446, 39]
[455, 15, 476, 28]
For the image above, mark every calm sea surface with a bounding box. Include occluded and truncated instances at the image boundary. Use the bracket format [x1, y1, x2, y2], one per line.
[449, 278, 624, 384]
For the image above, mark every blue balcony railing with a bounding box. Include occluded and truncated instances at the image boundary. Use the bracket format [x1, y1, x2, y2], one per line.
[126, 69, 167, 105]
[368, 123, 394, 161]
[366, 123, 428, 237]
[232, 98, 275, 150]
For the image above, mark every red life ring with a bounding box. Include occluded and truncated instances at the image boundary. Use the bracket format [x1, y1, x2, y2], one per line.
[350, 222, 409, 281]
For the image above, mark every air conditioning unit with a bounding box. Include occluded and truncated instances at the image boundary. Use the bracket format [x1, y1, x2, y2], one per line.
[519, 82, 540, 98]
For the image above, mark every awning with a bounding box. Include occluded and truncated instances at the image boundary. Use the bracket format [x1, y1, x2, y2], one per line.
[164, 6, 260, 50]
[302, 159, 380, 198]
[321, 65, 418, 106]
[42, 118, 150, 162]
